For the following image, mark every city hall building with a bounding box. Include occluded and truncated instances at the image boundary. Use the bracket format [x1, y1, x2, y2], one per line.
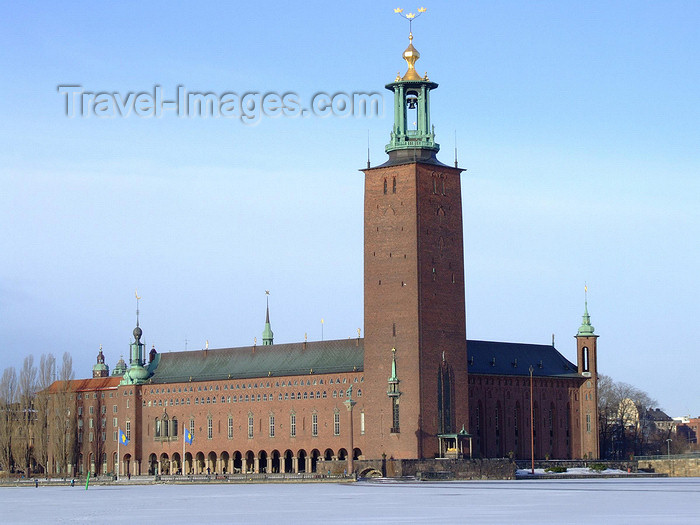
[45, 33, 600, 477]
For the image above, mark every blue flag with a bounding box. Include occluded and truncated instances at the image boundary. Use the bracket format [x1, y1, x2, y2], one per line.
[184, 425, 193, 445]
[118, 428, 129, 446]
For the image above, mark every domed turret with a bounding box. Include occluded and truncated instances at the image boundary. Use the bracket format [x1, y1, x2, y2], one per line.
[120, 290, 151, 385]
[92, 346, 110, 378]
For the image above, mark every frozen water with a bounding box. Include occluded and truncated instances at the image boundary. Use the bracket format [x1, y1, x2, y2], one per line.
[1, 478, 699, 524]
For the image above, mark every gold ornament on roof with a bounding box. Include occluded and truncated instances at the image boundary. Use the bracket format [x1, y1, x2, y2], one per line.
[394, 7, 428, 81]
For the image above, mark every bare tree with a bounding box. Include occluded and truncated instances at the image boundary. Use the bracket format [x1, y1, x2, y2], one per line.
[33, 354, 56, 475]
[15, 356, 38, 476]
[51, 353, 76, 476]
[598, 374, 658, 458]
[0, 367, 18, 473]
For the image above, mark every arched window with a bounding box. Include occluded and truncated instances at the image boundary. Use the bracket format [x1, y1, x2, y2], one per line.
[437, 363, 453, 434]
[155, 418, 161, 438]
[383, 178, 387, 194]
[172, 417, 178, 437]
[582, 347, 589, 372]
[392, 177, 396, 194]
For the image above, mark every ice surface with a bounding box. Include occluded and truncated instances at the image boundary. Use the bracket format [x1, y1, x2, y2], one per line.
[1, 478, 699, 524]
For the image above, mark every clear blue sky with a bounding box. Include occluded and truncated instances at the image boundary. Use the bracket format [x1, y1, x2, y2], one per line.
[1, 1, 698, 417]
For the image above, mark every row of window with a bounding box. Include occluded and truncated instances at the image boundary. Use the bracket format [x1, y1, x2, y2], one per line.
[147, 377, 364, 396]
[145, 389, 362, 408]
[193, 411, 347, 441]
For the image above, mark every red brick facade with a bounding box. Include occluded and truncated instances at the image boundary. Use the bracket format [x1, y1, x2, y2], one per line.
[44, 43, 601, 476]
[362, 162, 469, 460]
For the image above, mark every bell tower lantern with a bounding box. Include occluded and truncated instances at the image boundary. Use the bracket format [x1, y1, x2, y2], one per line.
[385, 32, 439, 159]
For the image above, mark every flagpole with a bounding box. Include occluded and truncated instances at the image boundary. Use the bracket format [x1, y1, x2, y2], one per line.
[117, 435, 120, 482]
[183, 423, 186, 476]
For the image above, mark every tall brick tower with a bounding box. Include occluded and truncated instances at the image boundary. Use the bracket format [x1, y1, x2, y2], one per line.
[575, 288, 600, 459]
[362, 29, 469, 459]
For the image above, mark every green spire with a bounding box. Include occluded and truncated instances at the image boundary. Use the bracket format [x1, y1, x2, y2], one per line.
[389, 348, 398, 382]
[388, 347, 400, 397]
[262, 291, 273, 345]
[577, 286, 595, 336]
[121, 294, 150, 385]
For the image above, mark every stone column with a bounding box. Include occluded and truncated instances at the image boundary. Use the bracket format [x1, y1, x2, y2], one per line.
[293, 455, 299, 473]
[306, 456, 312, 473]
[254, 457, 260, 473]
[267, 457, 272, 473]
[344, 398, 356, 475]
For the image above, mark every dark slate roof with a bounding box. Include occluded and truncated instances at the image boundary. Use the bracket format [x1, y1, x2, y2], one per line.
[466, 340, 580, 378]
[147, 339, 364, 384]
[646, 408, 673, 422]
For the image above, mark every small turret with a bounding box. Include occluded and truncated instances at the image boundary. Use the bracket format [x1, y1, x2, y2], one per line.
[112, 356, 127, 377]
[92, 346, 109, 378]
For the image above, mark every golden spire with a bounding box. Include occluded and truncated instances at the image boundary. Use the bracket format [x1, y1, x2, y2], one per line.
[395, 7, 427, 81]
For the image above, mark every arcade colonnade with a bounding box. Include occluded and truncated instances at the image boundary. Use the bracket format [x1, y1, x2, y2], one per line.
[118, 447, 363, 476]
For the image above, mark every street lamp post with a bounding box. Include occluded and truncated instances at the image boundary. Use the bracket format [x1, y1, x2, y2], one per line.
[666, 438, 672, 456]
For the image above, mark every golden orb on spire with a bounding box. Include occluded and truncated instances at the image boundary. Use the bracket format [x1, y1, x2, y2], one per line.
[394, 7, 428, 81]
[402, 34, 422, 81]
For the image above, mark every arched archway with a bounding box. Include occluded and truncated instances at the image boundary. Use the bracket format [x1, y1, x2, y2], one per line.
[245, 450, 255, 473]
[184, 452, 193, 475]
[310, 449, 320, 473]
[148, 453, 158, 475]
[283, 450, 293, 473]
[271, 450, 281, 473]
[297, 449, 307, 473]
[338, 448, 347, 461]
[122, 453, 131, 477]
[220, 451, 230, 474]
[353, 448, 362, 460]
[258, 450, 268, 473]
[324, 448, 334, 461]
[195, 452, 205, 474]
[112, 452, 118, 476]
[233, 451, 242, 473]
[160, 453, 170, 475]
[207, 452, 217, 475]
[171, 452, 181, 475]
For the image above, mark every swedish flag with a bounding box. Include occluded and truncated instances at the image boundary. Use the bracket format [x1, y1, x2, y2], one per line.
[184, 426, 193, 445]
[119, 428, 129, 446]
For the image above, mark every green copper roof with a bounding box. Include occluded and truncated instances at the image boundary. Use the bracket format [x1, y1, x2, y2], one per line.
[262, 303, 273, 346]
[148, 339, 364, 384]
[388, 348, 398, 382]
[577, 300, 595, 336]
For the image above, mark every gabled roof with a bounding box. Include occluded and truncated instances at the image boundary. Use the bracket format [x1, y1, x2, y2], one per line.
[45, 376, 121, 394]
[466, 340, 580, 378]
[147, 339, 364, 384]
[646, 408, 673, 421]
